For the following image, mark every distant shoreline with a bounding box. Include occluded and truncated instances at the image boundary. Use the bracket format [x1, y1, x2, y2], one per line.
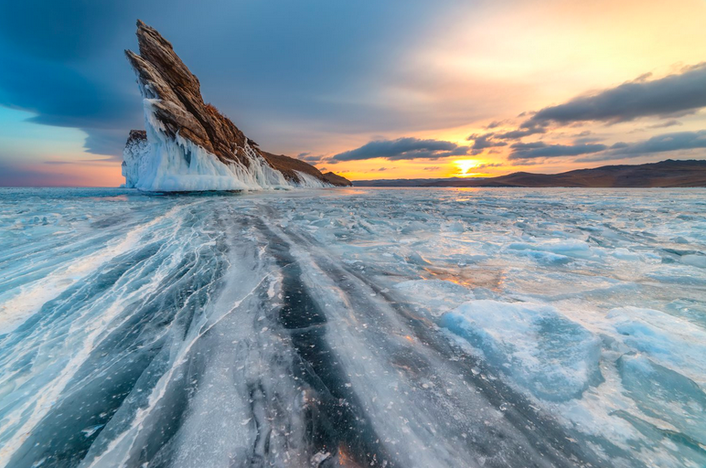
[353, 159, 706, 188]
[3, 159, 706, 189]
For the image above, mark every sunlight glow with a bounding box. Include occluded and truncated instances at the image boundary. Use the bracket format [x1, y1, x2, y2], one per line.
[454, 159, 480, 177]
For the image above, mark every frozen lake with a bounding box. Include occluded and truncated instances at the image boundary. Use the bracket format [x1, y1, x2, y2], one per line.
[0, 187, 705, 467]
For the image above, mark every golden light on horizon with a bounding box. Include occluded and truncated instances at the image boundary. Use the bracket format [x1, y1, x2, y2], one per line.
[453, 159, 480, 177]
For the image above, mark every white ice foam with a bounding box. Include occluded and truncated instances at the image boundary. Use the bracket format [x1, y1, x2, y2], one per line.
[122, 97, 331, 192]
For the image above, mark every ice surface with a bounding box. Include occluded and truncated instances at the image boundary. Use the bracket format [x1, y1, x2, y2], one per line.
[441, 300, 603, 402]
[393, 279, 474, 316]
[607, 306, 706, 386]
[0, 187, 705, 467]
[617, 355, 706, 446]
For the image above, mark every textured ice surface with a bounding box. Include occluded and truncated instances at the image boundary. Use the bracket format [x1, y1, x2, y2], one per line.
[1, 187, 705, 467]
[441, 300, 603, 402]
[607, 306, 706, 386]
[393, 279, 474, 315]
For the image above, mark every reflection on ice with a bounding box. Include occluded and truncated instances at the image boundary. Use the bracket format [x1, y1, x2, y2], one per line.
[0, 187, 705, 467]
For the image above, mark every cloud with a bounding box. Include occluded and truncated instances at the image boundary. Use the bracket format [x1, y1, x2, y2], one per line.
[461, 63, 706, 165]
[0, 0, 476, 161]
[616, 130, 706, 155]
[493, 125, 546, 140]
[524, 64, 706, 126]
[0, 1, 146, 157]
[332, 137, 470, 161]
[296, 152, 326, 163]
[474, 162, 502, 169]
[648, 119, 682, 129]
[423, 166, 441, 171]
[509, 141, 608, 160]
[465, 124, 547, 154]
[574, 137, 603, 144]
[578, 130, 706, 162]
[467, 133, 507, 150]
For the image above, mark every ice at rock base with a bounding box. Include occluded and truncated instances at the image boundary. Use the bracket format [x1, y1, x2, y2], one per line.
[122, 101, 330, 192]
[1, 187, 705, 467]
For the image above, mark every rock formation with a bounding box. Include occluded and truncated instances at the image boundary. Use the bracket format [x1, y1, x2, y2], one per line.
[122, 20, 351, 191]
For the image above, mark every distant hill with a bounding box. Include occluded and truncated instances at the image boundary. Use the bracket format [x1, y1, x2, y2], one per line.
[353, 160, 706, 188]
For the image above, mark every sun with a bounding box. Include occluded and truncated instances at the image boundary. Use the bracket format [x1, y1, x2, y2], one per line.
[453, 159, 479, 177]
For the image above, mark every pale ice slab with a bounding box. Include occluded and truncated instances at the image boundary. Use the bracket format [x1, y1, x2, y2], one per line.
[607, 306, 706, 386]
[441, 300, 603, 402]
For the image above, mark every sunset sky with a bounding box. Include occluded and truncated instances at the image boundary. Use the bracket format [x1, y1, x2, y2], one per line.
[1, 0, 706, 186]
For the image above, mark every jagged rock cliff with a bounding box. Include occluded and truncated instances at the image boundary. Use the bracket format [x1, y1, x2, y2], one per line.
[122, 20, 351, 191]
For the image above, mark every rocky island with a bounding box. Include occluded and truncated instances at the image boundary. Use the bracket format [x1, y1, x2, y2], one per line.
[122, 20, 350, 191]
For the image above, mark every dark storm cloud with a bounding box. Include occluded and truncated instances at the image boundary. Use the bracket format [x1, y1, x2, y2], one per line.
[0, 39, 140, 128]
[83, 129, 136, 160]
[0, 1, 127, 61]
[578, 131, 706, 162]
[524, 64, 706, 126]
[509, 142, 608, 160]
[0, 0, 452, 159]
[0, 0, 150, 156]
[333, 137, 470, 161]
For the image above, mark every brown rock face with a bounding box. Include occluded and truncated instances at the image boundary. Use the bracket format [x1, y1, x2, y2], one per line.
[322, 172, 353, 186]
[125, 20, 350, 186]
[126, 129, 147, 145]
[260, 152, 353, 186]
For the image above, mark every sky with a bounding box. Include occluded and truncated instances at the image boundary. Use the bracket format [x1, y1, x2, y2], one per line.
[1, 0, 706, 186]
